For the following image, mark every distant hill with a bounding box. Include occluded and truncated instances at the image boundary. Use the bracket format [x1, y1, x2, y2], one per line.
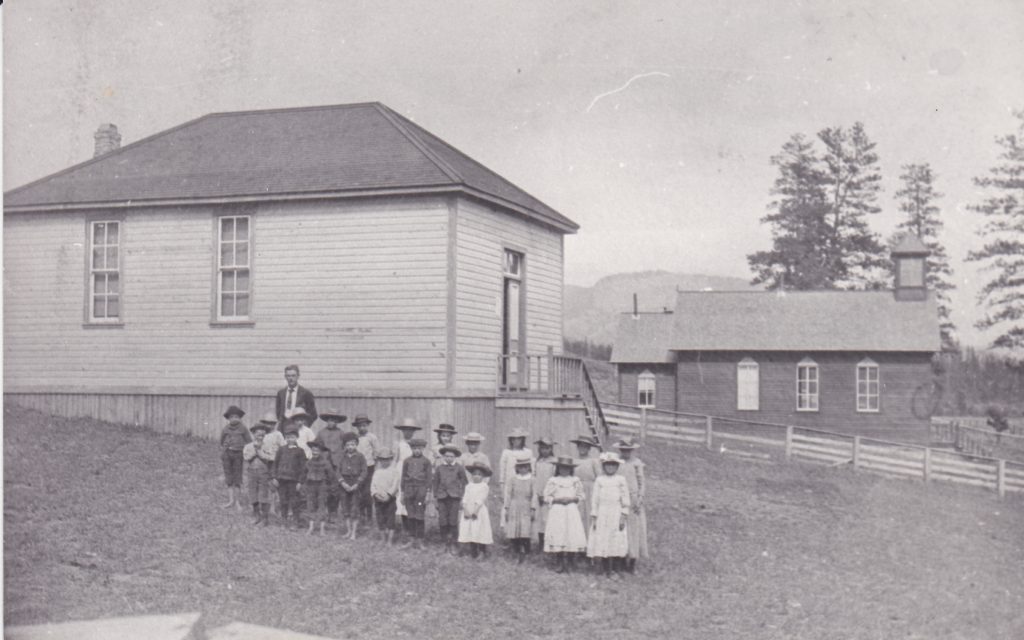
[564, 271, 756, 346]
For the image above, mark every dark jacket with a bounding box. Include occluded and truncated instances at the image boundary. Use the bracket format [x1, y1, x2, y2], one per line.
[432, 462, 468, 499]
[301, 454, 338, 484]
[401, 455, 432, 495]
[275, 385, 318, 423]
[273, 445, 307, 481]
[220, 423, 252, 451]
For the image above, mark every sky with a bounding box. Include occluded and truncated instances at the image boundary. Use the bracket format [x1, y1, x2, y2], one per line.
[3, 0, 1023, 346]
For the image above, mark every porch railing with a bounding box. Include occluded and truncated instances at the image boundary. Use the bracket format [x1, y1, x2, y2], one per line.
[495, 350, 583, 396]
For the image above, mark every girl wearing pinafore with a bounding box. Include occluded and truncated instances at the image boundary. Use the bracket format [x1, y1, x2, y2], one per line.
[503, 451, 538, 562]
[542, 457, 588, 573]
[587, 452, 631, 578]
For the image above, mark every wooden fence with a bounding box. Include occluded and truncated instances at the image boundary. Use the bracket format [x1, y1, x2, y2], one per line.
[930, 416, 1024, 460]
[604, 403, 1024, 499]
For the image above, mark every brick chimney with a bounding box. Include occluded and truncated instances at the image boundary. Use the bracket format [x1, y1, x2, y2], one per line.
[93, 124, 121, 157]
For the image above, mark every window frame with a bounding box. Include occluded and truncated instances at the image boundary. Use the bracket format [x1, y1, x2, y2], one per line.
[796, 358, 819, 412]
[83, 216, 124, 326]
[637, 369, 656, 408]
[736, 357, 760, 411]
[856, 358, 880, 413]
[212, 212, 255, 325]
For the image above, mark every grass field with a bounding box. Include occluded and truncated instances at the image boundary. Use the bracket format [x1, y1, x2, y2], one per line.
[4, 403, 1024, 639]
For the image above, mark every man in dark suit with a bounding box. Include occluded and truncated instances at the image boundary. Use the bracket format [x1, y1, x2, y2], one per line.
[275, 364, 318, 424]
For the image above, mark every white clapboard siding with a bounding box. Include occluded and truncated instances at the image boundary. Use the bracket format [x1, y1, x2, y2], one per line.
[4, 198, 454, 391]
[454, 199, 564, 389]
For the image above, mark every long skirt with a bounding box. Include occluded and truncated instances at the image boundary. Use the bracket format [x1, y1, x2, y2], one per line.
[504, 498, 533, 539]
[458, 508, 493, 544]
[544, 503, 587, 553]
[586, 508, 628, 558]
[626, 506, 649, 559]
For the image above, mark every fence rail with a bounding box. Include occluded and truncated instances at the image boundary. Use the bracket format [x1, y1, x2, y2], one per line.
[930, 417, 1024, 460]
[604, 403, 1024, 499]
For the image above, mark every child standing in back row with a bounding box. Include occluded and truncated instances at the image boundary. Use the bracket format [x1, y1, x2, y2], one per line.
[220, 405, 252, 510]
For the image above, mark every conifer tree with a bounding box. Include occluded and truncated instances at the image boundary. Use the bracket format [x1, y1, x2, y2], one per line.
[967, 110, 1024, 364]
[749, 123, 887, 290]
[891, 163, 958, 350]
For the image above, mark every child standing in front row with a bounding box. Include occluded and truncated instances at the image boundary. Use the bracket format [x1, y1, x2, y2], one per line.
[370, 447, 400, 545]
[459, 463, 494, 559]
[301, 440, 338, 536]
[400, 437, 432, 550]
[587, 452, 630, 579]
[503, 452, 538, 563]
[272, 423, 307, 530]
[243, 422, 275, 526]
[220, 405, 252, 510]
[337, 432, 368, 540]
[542, 457, 587, 573]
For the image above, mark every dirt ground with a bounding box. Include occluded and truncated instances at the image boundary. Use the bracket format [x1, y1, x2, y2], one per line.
[4, 403, 1023, 639]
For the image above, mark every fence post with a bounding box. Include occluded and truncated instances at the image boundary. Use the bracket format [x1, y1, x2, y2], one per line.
[996, 459, 1006, 499]
[923, 447, 931, 483]
[852, 436, 860, 471]
[784, 425, 793, 461]
[705, 415, 713, 451]
[639, 407, 648, 445]
[546, 346, 554, 393]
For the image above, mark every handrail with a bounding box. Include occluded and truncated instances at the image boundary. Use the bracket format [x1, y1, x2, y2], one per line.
[581, 361, 609, 438]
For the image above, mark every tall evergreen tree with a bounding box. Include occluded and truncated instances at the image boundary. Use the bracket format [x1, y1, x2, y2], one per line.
[748, 123, 887, 290]
[967, 110, 1024, 364]
[891, 163, 958, 350]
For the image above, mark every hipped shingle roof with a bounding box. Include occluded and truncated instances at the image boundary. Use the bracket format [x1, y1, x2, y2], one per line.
[4, 102, 577, 233]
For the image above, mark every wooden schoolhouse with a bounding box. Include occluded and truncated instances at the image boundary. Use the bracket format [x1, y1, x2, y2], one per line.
[3, 102, 602, 459]
[611, 235, 942, 442]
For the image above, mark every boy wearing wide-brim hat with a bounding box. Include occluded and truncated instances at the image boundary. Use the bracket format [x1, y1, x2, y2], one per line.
[243, 422, 276, 525]
[351, 413, 380, 523]
[459, 463, 494, 559]
[313, 409, 347, 522]
[541, 456, 587, 573]
[433, 444, 468, 554]
[392, 418, 422, 528]
[301, 440, 338, 536]
[532, 437, 558, 552]
[220, 405, 252, 510]
[615, 437, 648, 571]
[400, 437, 432, 549]
[370, 447, 400, 544]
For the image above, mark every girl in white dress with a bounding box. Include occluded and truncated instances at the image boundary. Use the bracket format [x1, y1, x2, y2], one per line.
[459, 463, 494, 559]
[542, 456, 588, 573]
[587, 452, 630, 579]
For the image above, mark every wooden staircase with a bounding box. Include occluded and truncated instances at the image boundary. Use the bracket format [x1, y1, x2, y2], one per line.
[580, 361, 609, 446]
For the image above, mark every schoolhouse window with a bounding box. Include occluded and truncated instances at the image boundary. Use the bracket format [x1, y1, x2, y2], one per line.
[737, 358, 759, 411]
[856, 358, 880, 412]
[637, 370, 656, 408]
[796, 358, 819, 411]
[218, 215, 251, 320]
[89, 220, 120, 322]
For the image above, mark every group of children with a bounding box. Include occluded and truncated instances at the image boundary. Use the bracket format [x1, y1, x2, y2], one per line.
[219, 406, 649, 576]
